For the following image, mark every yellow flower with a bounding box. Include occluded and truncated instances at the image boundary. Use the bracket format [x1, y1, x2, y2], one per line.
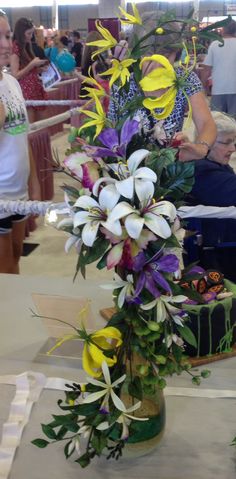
[82, 326, 122, 377]
[119, 3, 142, 25]
[139, 54, 178, 119]
[100, 58, 137, 88]
[156, 27, 164, 34]
[190, 26, 197, 32]
[79, 96, 106, 138]
[86, 20, 117, 59]
[80, 71, 106, 100]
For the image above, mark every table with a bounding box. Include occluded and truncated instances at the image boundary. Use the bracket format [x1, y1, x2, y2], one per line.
[0, 274, 235, 479]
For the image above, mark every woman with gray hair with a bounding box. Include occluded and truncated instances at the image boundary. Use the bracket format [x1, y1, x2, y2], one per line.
[187, 111, 236, 206]
[109, 10, 216, 162]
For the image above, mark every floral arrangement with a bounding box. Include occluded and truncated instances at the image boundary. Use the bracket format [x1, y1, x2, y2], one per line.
[33, 6, 233, 468]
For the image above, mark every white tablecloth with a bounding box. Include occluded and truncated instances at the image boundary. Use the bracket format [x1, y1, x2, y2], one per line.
[0, 274, 235, 479]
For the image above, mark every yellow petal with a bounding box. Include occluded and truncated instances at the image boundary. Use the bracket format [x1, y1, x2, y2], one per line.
[93, 326, 122, 340]
[143, 86, 176, 109]
[152, 100, 175, 120]
[82, 343, 101, 377]
[140, 54, 174, 73]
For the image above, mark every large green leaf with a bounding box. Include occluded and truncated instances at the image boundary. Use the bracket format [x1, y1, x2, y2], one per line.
[161, 161, 195, 200]
[177, 325, 197, 348]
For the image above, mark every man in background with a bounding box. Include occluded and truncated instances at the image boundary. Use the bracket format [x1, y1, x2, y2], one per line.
[71, 31, 83, 68]
[202, 20, 236, 116]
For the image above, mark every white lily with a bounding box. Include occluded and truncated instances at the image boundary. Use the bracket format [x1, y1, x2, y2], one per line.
[67, 424, 92, 457]
[93, 149, 156, 202]
[96, 401, 148, 440]
[165, 334, 184, 348]
[141, 294, 188, 325]
[64, 235, 82, 254]
[101, 273, 134, 308]
[108, 197, 176, 240]
[73, 185, 122, 247]
[83, 361, 126, 413]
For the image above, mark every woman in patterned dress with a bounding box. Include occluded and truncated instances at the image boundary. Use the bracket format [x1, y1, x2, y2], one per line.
[10, 17, 48, 123]
[109, 11, 216, 162]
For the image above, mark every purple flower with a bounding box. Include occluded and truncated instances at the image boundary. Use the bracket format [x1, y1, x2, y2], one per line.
[131, 251, 179, 300]
[94, 118, 139, 158]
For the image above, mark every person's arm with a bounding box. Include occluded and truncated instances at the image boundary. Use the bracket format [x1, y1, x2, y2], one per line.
[10, 53, 47, 81]
[0, 101, 6, 129]
[27, 142, 41, 201]
[177, 91, 217, 162]
[200, 64, 212, 91]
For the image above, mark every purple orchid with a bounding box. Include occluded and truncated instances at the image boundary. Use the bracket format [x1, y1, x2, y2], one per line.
[132, 251, 179, 300]
[93, 118, 139, 158]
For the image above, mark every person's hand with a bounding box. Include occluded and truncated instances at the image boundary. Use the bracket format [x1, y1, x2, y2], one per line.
[30, 57, 47, 69]
[0, 101, 6, 129]
[178, 141, 209, 162]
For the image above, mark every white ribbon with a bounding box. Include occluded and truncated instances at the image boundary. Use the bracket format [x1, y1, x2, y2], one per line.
[0, 372, 236, 479]
[0, 372, 47, 479]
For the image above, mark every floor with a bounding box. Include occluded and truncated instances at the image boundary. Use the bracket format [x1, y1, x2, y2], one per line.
[20, 124, 236, 279]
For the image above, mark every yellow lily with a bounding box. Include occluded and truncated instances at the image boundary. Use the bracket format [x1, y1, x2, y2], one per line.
[80, 71, 106, 100]
[139, 54, 178, 119]
[100, 58, 137, 88]
[86, 20, 117, 59]
[119, 3, 142, 25]
[82, 326, 122, 377]
[79, 96, 106, 138]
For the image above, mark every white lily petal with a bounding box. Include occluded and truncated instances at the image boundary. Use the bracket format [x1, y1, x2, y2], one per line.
[87, 377, 109, 388]
[74, 195, 99, 209]
[73, 210, 91, 228]
[99, 184, 120, 210]
[135, 179, 154, 202]
[102, 219, 122, 237]
[150, 201, 176, 221]
[83, 389, 106, 403]
[114, 272, 127, 284]
[141, 299, 157, 310]
[118, 286, 127, 308]
[102, 361, 111, 386]
[93, 176, 114, 196]
[116, 177, 134, 199]
[124, 414, 148, 422]
[65, 235, 78, 253]
[111, 374, 126, 388]
[173, 315, 184, 326]
[172, 295, 188, 303]
[144, 213, 171, 238]
[125, 213, 144, 239]
[157, 300, 167, 322]
[96, 421, 110, 431]
[82, 221, 99, 246]
[111, 390, 127, 411]
[124, 401, 142, 413]
[108, 202, 134, 223]
[134, 167, 157, 182]
[127, 149, 149, 173]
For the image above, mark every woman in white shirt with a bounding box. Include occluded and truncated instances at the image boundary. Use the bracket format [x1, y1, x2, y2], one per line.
[0, 9, 40, 273]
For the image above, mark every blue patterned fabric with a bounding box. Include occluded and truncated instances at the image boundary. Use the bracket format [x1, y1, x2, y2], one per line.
[109, 67, 203, 138]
